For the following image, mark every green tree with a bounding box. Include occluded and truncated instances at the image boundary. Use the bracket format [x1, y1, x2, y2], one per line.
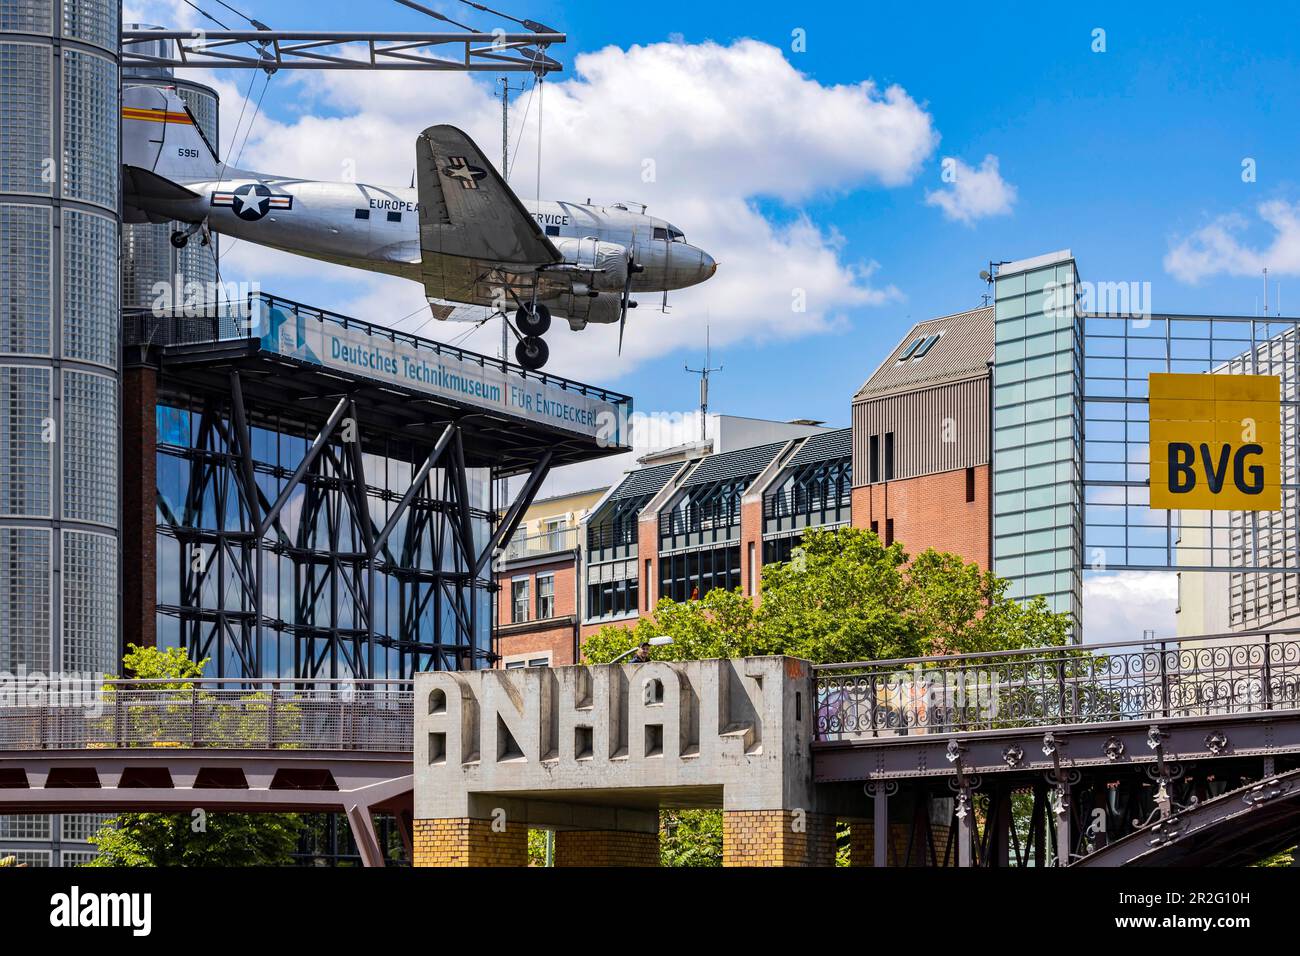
[86, 644, 304, 867]
[582, 527, 1071, 866]
[87, 813, 301, 868]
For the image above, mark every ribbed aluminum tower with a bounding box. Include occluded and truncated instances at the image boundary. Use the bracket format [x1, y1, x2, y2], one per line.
[0, 0, 120, 866]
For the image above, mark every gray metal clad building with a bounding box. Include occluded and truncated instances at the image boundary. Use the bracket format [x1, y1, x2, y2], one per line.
[0, 0, 121, 867]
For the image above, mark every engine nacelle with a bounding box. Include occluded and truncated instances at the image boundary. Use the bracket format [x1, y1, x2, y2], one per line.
[550, 237, 629, 291]
[547, 291, 626, 329]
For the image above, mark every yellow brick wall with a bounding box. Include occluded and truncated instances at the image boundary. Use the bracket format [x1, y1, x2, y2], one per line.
[722, 810, 836, 867]
[554, 829, 660, 867]
[412, 817, 528, 867]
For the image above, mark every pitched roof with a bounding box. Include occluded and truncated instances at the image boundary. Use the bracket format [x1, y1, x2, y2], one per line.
[787, 427, 852, 467]
[853, 306, 993, 401]
[606, 461, 682, 502]
[682, 440, 787, 487]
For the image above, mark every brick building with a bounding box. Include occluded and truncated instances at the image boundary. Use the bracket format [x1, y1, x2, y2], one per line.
[493, 488, 606, 668]
[850, 306, 993, 567]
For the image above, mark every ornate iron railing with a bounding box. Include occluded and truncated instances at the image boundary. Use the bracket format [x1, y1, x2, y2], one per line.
[0, 679, 413, 752]
[814, 630, 1300, 741]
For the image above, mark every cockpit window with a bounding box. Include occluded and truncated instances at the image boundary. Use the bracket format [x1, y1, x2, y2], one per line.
[668, 228, 686, 242]
[653, 226, 668, 241]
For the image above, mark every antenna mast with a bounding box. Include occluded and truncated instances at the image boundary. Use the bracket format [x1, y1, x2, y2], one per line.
[498, 76, 524, 361]
[685, 325, 723, 442]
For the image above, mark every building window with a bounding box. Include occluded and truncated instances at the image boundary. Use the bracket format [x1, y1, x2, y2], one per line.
[542, 517, 567, 552]
[504, 653, 551, 669]
[885, 518, 894, 547]
[586, 559, 639, 620]
[535, 573, 555, 620]
[884, 432, 894, 481]
[870, 520, 878, 535]
[748, 542, 756, 594]
[869, 434, 879, 484]
[658, 546, 742, 603]
[644, 559, 651, 611]
[965, 466, 976, 503]
[511, 577, 530, 623]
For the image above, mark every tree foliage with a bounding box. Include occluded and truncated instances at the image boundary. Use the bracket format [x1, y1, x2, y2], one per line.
[86, 644, 304, 867]
[581, 527, 1070, 867]
[583, 527, 1070, 667]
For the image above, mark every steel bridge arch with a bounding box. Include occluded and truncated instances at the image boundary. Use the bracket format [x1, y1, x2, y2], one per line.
[1072, 767, 1300, 867]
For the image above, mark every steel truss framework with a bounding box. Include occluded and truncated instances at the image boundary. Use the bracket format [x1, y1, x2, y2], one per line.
[858, 753, 1299, 868]
[1082, 311, 1300, 573]
[120, 29, 565, 74]
[155, 373, 550, 679]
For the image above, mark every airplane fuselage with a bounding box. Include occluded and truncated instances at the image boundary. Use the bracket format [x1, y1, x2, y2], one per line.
[151, 173, 717, 294]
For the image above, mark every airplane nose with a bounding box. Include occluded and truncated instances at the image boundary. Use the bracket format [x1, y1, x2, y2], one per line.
[697, 248, 718, 281]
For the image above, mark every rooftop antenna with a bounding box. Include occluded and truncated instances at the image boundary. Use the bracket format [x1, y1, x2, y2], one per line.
[685, 324, 722, 442]
[1264, 267, 1270, 317]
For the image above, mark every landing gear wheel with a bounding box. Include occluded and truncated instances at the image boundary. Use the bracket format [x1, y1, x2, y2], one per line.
[170, 230, 189, 249]
[515, 336, 549, 370]
[514, 302, 551, 336]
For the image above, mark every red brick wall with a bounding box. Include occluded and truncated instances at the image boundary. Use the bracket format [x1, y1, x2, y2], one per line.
[121, 366, 158, 650]
[494, 556, 579, 665]
[637, 516, 658, 613]
[739, 499, 762, 599]
[851, 464, 990, 569]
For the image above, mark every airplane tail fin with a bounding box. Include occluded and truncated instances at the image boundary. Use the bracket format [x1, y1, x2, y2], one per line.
[121, 85, 220, 183]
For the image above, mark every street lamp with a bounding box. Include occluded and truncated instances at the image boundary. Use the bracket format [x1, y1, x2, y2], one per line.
[610, 635, 673, 664]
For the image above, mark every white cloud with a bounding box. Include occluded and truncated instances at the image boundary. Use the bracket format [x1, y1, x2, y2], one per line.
[178, 37, 936, 375]
[1165, 199, 1300, 284]
[924, 154, 1016, 225]
[1082, 571, 1178, 645]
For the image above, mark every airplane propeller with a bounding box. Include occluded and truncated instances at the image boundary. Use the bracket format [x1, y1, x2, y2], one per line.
[618, 248, 643, 355]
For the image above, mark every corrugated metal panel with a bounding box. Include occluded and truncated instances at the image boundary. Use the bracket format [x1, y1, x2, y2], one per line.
[854, 306, 993, 400]
[682, 441, 786, 487]
[852, 375, 990, 486]
[787, 427, 852, 467]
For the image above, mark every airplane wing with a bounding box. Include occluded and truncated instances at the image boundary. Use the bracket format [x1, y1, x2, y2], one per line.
[415, 125, 562, 304]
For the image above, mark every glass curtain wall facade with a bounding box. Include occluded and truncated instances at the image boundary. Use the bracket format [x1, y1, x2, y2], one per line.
[992, 252, 1085, 631]
[155, 402, 495, 679]
[0, 0, 120, 866]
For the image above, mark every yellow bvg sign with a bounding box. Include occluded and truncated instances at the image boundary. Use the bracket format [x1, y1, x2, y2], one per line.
[1149, 372, 1280, 511]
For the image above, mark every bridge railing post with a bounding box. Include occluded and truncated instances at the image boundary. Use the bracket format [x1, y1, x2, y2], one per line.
[869, 676, 880, 738]
[1263, 633, 1274, 712]
[1056, 658, 1067, 722]
[1158, 640, 1170, 719]
[190, 686, 199, 747]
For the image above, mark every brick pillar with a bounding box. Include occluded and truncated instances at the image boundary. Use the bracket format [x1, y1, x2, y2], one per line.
[554, 829, 660, 867]
[722, 810, 836, 867]
[121, 365, 158, 650]
[411, 818, 528, 867]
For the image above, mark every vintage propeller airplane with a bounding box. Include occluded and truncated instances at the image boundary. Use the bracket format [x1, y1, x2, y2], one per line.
[121, 85, 718, 369]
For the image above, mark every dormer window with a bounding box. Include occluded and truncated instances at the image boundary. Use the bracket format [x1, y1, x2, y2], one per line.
[897, 330, 944, 363]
